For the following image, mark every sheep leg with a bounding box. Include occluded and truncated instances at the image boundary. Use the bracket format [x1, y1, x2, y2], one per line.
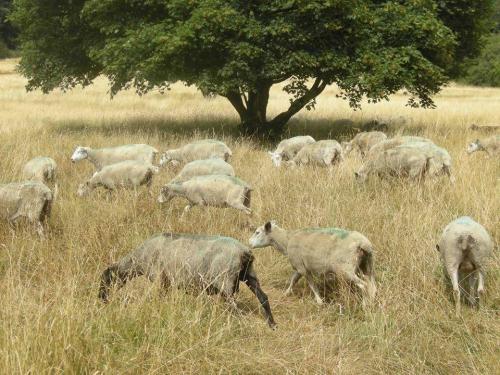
[284, 271, 302, 296]
[477, 270, 486, 307]
[467, 273, 478, 307]
[305, 274, 323, 305]
[343, 272, 369, 303]
[449, 267, 461, 316]
[243, 274, 276, 329]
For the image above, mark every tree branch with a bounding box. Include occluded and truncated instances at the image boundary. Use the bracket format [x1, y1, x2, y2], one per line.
[224, 91, 247, 120]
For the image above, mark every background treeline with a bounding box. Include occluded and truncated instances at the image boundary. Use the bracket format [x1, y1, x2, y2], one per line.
[1, 0, 499, 87]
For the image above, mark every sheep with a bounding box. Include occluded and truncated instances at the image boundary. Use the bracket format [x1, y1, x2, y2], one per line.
[365, 135, 432, 160]
[170, 158, 235, 183]
[159, 139, 232, 168]
[0, 181, 53, 235]
[466, 135, 500, 157]
[285, 140, 343, 167]
[99, 232, 276, 329]
[158, 175, 252, 214]
[341, 131, 387, 157]
[469, 124, 499, 132]
[77, 160, 159, 197]
[404, 141, 453, 180]
[71, 144, 158, 171]
[22, 157, 57, 184]
[355, 144, 431, 182]
[436, 217, 494, 315]
[249, 222, 376, 305]
[268, 135, 316, 167]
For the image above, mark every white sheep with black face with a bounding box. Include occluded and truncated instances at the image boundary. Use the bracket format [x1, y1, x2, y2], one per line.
[268, 135, 316, 167]
[466, 135, 500, 157]
[71, 144, 158, 171]
[99, 232, 276, 329]
[159, 139, 232, 168]
[249, 221, 376, 305]
[436, 216, 494, 315]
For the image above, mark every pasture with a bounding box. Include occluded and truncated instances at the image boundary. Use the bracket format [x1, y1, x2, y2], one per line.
[0, 57, 499, 374]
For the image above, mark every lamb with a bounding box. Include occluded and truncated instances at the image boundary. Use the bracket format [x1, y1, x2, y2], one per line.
[436, 217, 494, 315]
[170, 158, 235, 183]
[71, 144, 158, 171]
[341, 131, 387, 157]
[268, 135, 316, 167]
[0, 181, 53, 235]
[22, 157, 57, 185]
[355, 144, 431, 182]
[159, 139, 232, 168]
[249, 222, 376, 305]
[158, 175, 252, 214]
[466, 135, 500, 157]
[99, 233, 276, 328]
[285, 140, 343, 167]
[77, 160, 159, 197]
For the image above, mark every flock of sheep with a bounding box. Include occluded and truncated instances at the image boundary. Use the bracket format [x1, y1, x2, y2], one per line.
[0, 131, 498, 329]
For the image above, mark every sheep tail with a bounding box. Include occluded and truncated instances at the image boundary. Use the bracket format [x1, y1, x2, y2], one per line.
[458, 234, 475, 253]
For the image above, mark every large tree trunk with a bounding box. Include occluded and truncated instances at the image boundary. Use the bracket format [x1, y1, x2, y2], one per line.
[225, 78, 327, 138]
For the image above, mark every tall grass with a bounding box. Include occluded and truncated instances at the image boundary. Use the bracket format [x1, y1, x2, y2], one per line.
[0, 58, 499, 374]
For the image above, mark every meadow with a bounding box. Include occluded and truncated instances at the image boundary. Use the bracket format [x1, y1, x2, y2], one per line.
[0, 57, 499, 374]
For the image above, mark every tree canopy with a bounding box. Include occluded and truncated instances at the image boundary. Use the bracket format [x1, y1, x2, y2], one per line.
[11, 0, 494, 136]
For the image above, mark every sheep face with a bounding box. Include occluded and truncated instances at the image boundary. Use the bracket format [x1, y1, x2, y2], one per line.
[354, 170, 367, 182]
[159, 151, 181, 168]
[341, 141, 353, 155]
[249, 221, 274, 248]
[157, 186, 174, 204]
[77, 182, 90, 197]
[466, 140, 480, 154]
[71, 147, 89, 162]
[268, 151, 283, 167]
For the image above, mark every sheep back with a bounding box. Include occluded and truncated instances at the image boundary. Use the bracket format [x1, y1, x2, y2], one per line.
[22, 157, 57, 184]
[0, 181, 53, 222]
[172, 159, 235, 183]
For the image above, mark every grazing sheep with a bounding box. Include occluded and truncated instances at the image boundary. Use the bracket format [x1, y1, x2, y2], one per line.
[158, 175, 252, 214]
[171, 158, 235, 183]
[99, 233, 276, 329]
[22, 157, 57, 184]
[365, 136, 432, 160]
[77, 160, 159, 197]
[404, 141, 453, 180]
[249, 222, 376, 305]
[355, 144, 431, 182]
[436, 217, 494, 315]
[341, 131, 387, 157]
[286, 140, 343, 167]
[159, 139, 232, 168]
[268, 136, 316, 167]
[0, 181, 53, 235]
[71, 144, 158, 171]
[466, 135, 500, 157]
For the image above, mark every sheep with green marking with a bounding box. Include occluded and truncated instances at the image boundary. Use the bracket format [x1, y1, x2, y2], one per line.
[159, 139, 232, 168]
[170, 158, 235, 183]
[249, 222, 376, 305]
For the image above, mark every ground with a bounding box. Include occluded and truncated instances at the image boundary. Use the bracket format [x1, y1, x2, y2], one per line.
[0, 58, 499, 374]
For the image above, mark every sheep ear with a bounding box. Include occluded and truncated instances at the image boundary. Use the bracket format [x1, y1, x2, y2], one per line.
[435, 244, 440, 252]
[264, 221, 272, 233]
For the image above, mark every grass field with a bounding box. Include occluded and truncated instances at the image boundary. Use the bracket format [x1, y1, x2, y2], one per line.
[0, 57, 499, 374]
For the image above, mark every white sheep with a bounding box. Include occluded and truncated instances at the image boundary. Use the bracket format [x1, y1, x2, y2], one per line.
[158, 175, 252, 214]
[22, 156, 57, 184]
[268, 135, 316, 167]
[159, 139, 232, 168]
[77, 160, 159, 197]
[466, 135, 500, 157]
[71, 144, 158, 170]
[249, 222, 376, 305]
[285, 140, 343, 167]
[365, 135, 432, 160]
[355, 144, 431, 182]
[0, 181, 53, 235]
[436, 216, 494, 315]
[99, 232, 276, 329]
[170, 158, 235, 183]
[341, 131, 387, 157]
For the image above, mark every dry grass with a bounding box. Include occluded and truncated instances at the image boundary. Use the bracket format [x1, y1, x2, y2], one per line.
[0, 57, 499, 374]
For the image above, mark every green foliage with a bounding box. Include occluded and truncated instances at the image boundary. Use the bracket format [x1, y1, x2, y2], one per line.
[462, 33, 500, 87]
[0, 0, 16, 50]
[10, 0, 493, 135]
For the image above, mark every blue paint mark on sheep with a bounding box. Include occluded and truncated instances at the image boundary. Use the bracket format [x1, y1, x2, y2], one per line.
[454, 216, 475, 225]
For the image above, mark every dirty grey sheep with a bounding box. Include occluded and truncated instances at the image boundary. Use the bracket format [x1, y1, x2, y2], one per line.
[466, 135, 500, 157]
[436, 216, 494, 315]
[99, 233, 276, 329]
[160, 139, 232, 167]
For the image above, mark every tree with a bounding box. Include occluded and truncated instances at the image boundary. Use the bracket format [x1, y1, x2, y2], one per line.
[1, 0, 16, 50]
[11, 0, 493, 137]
